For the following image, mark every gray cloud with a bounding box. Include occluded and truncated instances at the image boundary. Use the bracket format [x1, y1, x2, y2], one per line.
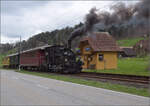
[1, 1, 49, 15]
[1, 1, 138, 43]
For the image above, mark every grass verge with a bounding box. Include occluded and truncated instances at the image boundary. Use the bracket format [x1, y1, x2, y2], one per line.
[83, 57, 150, 76]
[117, 37, 145, 47]
[15, 70, 150, 97]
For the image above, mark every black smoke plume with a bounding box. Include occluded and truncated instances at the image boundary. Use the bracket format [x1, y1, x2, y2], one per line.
[68, 0, 150, 49]
[68, 7, 99, 48]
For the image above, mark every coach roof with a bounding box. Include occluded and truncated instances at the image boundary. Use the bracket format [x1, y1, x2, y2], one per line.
[7, 45, 52, 57]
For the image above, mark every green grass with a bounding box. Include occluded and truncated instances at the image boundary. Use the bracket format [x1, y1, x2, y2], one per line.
[83, 56, 150, 76]
[14, 70, 149, 97]
[117, 37, 145, 47]
[0, 54, 7, 68]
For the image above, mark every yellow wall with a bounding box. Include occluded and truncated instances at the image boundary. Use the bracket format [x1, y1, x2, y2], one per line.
[96, 53, 104, 70]
[96, 52, 117, 70]
[80, 42, 93, 55]
[79, 41, 118, 70]
[81, 54, 97, 69]
[81, 55, 87, 69]
[80, 42, 94, 69]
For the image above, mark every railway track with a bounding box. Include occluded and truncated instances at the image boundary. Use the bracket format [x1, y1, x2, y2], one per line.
[19, 69, 149, 88]
[72, 72, 150, 86]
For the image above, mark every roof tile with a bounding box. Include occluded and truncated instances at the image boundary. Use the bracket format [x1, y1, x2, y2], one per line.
[80, 32, 122, 52]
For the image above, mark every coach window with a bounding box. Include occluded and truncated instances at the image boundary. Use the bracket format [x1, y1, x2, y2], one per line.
[99, 54, 103, 61]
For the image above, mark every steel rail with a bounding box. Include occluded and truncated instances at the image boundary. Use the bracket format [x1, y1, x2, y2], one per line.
[73, 72, 150, 84]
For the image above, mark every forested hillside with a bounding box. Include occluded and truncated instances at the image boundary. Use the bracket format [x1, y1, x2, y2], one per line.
[0, 22, 83, 54]
[0, 0, 149, 54]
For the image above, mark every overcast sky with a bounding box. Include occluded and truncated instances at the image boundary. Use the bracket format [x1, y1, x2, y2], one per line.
[1, 0, 138, 44]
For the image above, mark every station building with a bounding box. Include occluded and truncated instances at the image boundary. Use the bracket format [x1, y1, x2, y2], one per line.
[78, 32, 122, 70]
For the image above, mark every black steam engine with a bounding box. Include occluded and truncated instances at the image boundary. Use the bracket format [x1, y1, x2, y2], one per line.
[45, 45, 82, 73]
[44, 31, 84, 73]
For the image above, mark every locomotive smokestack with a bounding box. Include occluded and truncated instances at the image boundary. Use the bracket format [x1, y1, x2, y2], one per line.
[68, 39, 71, 49]
[68, 26, 85, 49]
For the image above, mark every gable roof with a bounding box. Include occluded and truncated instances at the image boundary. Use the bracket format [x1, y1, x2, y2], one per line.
[79, 32, 122, 52]
[120, 47, 136, 57]
[133, 39, 150, 52]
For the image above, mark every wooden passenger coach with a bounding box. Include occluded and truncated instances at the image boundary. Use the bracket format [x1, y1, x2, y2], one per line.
[20, 45, 50, 70]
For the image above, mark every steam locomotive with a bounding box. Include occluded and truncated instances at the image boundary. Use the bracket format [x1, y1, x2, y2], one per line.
[2, 27, 85, 73]
[45, 45, 82, 73]
[2, 45, 82, 73]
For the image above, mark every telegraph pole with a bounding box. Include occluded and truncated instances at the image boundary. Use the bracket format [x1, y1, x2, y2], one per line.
[19, 36, 21, 71]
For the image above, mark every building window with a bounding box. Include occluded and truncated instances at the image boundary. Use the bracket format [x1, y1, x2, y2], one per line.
[99, 54, 103, 61]
[85, 47, 91, 51]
